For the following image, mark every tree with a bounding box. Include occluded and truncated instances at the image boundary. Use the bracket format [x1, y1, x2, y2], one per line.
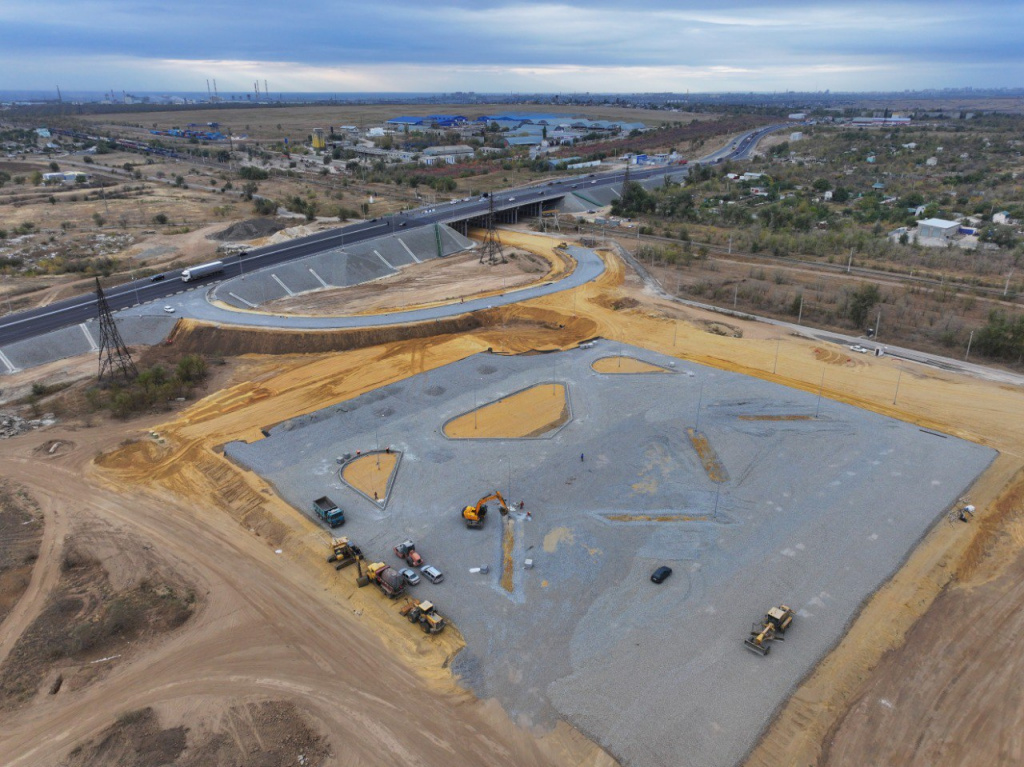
[239, 166, 269, 180]
[253, 197, 276, 215]
[846, 283, 880, 329]
[49, 161, 60, 172]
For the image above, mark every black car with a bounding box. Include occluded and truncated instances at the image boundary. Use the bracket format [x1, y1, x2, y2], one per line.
[149, 273, 166, 282]
[650, 566, 672, 584]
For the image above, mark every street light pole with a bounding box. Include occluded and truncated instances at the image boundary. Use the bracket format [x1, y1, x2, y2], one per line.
[965, 330, 975, 361]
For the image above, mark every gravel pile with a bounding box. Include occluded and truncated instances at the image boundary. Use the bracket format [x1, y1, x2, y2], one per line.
[207, 218, 288, 242]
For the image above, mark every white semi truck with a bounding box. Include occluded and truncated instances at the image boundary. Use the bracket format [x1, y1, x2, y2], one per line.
[181, 260, 225, 282]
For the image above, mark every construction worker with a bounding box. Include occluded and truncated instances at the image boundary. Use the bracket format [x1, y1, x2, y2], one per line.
[580, 453, 585, 462]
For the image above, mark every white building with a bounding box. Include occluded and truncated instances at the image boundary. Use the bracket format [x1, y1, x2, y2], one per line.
[916, 218, 960, 240]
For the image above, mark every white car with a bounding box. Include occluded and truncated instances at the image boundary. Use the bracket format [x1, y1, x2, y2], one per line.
[163, 306, 176, 313]
[849, 344, 869, 353]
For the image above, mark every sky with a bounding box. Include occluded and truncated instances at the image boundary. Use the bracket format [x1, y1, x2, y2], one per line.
[1, 0, 1021, 94]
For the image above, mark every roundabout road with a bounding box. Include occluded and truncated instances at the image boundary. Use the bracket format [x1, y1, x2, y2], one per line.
[122, 244, 606, 329]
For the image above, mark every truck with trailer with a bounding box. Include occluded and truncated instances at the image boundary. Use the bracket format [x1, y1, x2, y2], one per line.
[181, 260, 225, 282]
[364, 562, 406, 598]
[312, 496, 346, 528]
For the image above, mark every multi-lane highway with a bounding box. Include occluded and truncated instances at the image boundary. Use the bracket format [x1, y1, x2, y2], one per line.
[0, 125, 788, 347]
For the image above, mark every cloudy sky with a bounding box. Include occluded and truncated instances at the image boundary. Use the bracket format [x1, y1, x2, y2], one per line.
[2, 0, 1021, 93]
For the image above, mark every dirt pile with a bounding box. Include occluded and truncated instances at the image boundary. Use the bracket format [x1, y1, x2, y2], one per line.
[206, 218, 288, 242]
[166, 314, 489, 357]
[62, 700, 332, 767]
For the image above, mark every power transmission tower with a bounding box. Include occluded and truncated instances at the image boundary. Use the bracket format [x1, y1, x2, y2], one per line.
[95, 277, 138, 382]
[478, 195, 506, 265]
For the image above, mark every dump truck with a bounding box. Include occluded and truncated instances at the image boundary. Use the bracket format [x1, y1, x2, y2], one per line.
[400, 599, 446, 634]
[462, 490, 509, 529]
[312, 496, 345, 528]
[180, 260, 225, 282]
[326, 537, 362, 570]
[394, 540, 423, 567]
[744, 605, 795, 656]
[365, 561, 406, 598]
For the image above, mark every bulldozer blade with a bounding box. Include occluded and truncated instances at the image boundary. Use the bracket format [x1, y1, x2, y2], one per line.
[744, 638, 770, 656]
[356, 576, 370, 587]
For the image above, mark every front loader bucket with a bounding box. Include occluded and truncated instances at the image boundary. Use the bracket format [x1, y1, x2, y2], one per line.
[744, 638, 770, 656]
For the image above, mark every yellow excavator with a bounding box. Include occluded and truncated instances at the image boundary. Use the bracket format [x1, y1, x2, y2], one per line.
[744, 605, 794, 656]
[462, 490, 509, 529]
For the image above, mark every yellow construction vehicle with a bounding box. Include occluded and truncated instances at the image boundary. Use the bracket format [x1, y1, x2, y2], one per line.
[326, 537, 362, 570]
[364, 561, 406, 598]
[462, 490, 509, 529]
[400, 599, 447, 634]
[744, 605, 794, 656]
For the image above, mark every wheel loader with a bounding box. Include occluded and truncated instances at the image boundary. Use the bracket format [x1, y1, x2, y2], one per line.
[326, 537, 362, 570]
[400, 599, 447, 634]
[744, 605, 794, 656]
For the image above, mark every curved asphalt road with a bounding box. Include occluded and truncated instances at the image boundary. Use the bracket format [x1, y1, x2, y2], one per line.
[125, 244, 605, 329]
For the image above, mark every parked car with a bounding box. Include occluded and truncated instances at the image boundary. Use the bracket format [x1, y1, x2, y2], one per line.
[650, 566, 672, 584]
[420, 565, 444, 584]
[163, 306, 176, 313]
[400, 567, 420, 586]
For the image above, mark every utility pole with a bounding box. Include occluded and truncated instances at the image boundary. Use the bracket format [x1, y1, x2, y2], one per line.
[847, 248, 854, 274]
[873, 308, 881, 341]
[965, 330, 974, 361]
[1005, 269, 1014, 297]
[797, 293, 804, 325]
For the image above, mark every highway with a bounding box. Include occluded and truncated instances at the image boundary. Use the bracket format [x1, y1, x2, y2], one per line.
[0, 124, 788, 347]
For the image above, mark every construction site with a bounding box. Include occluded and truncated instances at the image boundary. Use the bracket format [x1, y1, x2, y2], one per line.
[2, 224, 1024, 767]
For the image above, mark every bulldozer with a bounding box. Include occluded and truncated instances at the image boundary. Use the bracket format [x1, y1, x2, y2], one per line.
[400, 599, 447, 634]
[326, 537, 362, 570]
[462, 490, 509, 529]
[744, 605, 794, 656]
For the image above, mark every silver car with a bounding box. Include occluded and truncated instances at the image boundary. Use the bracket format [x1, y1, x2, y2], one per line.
[420, 565, 444, 584]
[400, 567, 420, 586]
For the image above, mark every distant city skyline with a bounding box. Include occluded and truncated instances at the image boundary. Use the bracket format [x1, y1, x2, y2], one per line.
[2, 1, 1020, 94]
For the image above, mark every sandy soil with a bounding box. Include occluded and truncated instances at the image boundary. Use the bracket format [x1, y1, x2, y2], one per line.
[264, 246, 568, 317]
[342, 452, 398, 500]
[444, 383, 569, 439]
[4, 227, 1024, 765]
[591, 356, 670, 374]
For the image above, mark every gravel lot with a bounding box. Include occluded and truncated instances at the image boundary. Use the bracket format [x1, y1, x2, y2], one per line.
[226, 341, 995, 767]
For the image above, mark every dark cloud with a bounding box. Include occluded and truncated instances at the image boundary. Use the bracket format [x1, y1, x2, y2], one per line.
[1, 0, 1021, 89]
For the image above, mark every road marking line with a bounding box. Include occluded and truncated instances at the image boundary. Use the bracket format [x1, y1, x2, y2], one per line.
[79, 323, 99, 352]
[309, 268, 329, 288]
[374, 250, 395, 270]
[0, 349, 18, 374]
[271, 274, 295, 296]
[228, 292, 258, 308]
[397, 238, 421, 264]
